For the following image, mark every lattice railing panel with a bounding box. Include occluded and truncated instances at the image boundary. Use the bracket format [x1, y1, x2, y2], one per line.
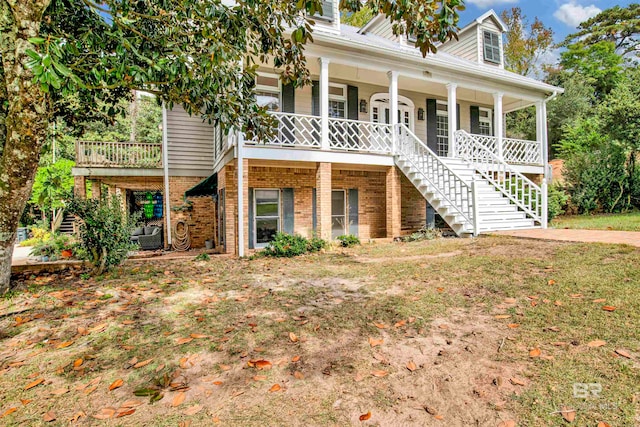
[328, 118, 393, 153]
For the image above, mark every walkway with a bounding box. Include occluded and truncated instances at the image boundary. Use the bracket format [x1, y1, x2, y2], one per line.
[491, 229, 640, 247]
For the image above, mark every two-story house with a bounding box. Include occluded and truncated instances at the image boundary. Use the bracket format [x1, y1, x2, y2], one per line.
[73, 7, 563, 256]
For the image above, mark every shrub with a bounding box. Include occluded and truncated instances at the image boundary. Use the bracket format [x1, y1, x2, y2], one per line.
[194, 253, 211, 261]
[336, 234, 360, 247]
[67, 195, 139, 275]
[261, 233, 327, 258]
[20, 224, 52, 247]
[402, 226, 442, 242]
[547, 183, 569, 221]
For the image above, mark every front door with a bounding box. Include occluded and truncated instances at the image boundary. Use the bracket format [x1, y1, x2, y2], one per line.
[371, 101, 414, 131]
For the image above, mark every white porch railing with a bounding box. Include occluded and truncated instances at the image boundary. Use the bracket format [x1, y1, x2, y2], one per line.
[456, 133, 543, 165]
[454, 130, 543, 224]
[247, 112, 321, 148]
[503, 137, 543, 165]
[398, 125, 474, 228]
[329, 118, 393, 153]
[76, 141, 163, 168]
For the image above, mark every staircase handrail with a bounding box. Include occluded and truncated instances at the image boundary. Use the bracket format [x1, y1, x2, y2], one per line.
[396, 124, 474, 230]
[454, 129, 542, 223]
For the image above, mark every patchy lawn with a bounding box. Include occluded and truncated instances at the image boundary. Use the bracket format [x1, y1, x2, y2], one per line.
[1, 237, 639, 426]
[552, 212, 640, 232]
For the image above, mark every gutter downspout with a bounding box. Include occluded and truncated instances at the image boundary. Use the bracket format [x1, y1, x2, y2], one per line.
[162, 104, 172, 247]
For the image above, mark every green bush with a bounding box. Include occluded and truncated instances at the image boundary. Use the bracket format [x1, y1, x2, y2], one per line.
[402, 226, 442, 242]
[336, 234, 360, 247]
[194, 253, 211, 261]
[547, 183, 569, 220]
[28, 233, 75, 260]
[261, 233, 327, 258]
[67, 195, 139, 275]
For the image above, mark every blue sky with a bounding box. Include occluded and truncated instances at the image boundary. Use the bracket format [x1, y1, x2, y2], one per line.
[459, 0, 635, 43]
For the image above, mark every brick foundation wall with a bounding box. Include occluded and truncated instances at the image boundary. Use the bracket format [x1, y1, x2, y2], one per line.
[400, 173, 427, 234]
[332, 168, 387, 239]
[168, 176, 216, 249]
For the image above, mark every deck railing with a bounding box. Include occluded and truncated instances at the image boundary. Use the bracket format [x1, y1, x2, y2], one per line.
[76, 141, 162, 168]
[457, 133, 542, 165]
[329, 118, 393, 153]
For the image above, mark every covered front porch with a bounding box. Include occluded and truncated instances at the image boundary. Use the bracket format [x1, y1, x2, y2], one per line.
[218, 52, 550, 174]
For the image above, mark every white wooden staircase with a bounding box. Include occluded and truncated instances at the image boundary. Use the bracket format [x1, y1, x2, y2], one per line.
[395, 125, 546, 236]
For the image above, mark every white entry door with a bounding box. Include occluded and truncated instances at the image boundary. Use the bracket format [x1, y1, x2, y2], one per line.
[370, 94, 415, 132]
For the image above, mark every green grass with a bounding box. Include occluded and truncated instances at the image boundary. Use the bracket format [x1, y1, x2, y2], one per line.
[552, 211, 640, 231]
[1, 237, 638, 426]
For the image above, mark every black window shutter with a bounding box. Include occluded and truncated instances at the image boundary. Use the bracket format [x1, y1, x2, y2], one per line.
[347, 85, 358, 120]
[426, 99, 437, 152]
[282, 83, 295, 113]
[470, 106, 480, 134]
[312, 188, 317, 232]
[248, 188, 254, 249]
[456, 103, 461, 130]
[283, 188, 294, 234]
[311, 80, 320, 116]
[492, 109, 496, 136]
[385, 108, 390, 124]
[348, 189, 358, 236]
[282, 83, 296, 144]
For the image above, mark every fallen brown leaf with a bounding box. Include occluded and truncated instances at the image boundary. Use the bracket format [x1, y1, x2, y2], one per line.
[510, 378, 526, 386]
[592, 298, 606, 303]
[24, 378, 44, 390]
[133, 359, 153, 368]
[371, 370, 388, 377]
[406, 360, 417, 372]
[293, 371, 304, 380]
[252, 360, 272, 370]
[529, 348, 541, 358]
[291, 355, 301, 362]
[116, 408, 135, 418]
[93, 407, 116, 420]
[183, 405, 203, 416]
[109, 379, 124, 391]
[602, 306, 616, 312]
[190, 333, 208, 339]
[394, 320, 406, 327]
[289, 332, 298, 343]
[615, 349, 632, 359]
[253, 375, 267, 381]
[172, 392, 186, 407]
[373, 323, 387, 329]
[43, 411, 56, 422]
[587, 340, 606, 348]
[597, 422, 611, 427]
[494, 314, 511, 319]
[359, 411, 371, 421]
[73, 358, 83, 368]
[56, 341, 74, 349]
[70, 411, 85, 423]
[507, 323, 520, 329]
[498, 421, 516, 427]
[368, 337, 383, 347]
[560, 406, 576, 422]
[50, 388, 68, 395]
[269, 383, 281, 392]
[176, 337, 194, 345]
[1, 407, 18, 418]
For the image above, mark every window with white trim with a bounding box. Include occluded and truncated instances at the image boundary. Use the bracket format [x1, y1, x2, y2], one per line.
[483, 30, 501, 64]
[331, 190, 346, 239]
[478, 107, 493, 136]
[255, 73, 281, 112]
[328, 83, 347, 118]
[436, 101, 448, 157]
[254, 189, 280, 247]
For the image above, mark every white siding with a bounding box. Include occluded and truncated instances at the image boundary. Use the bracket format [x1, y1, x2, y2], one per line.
[369, 18, 401, 43]
[166, 106, 215, 176]
[439, 28, 478, 62]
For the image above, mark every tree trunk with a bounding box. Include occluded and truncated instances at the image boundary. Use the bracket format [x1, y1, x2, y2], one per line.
[0, 0, 52, 293]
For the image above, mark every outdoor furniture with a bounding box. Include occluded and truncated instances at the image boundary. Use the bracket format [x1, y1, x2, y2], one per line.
[134, 226, 163, 250]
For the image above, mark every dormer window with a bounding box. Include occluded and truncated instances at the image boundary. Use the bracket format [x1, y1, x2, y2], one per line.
[313, 0, 335, 23]
[483, 30, 501, 64]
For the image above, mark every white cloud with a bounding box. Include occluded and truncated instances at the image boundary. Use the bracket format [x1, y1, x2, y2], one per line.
[466, 0, 518, 8]
[553, 1, 601, 28]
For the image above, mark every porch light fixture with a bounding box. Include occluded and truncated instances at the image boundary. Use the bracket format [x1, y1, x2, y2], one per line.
[359, 99, 367, 113]
[418, 107, 425, 121]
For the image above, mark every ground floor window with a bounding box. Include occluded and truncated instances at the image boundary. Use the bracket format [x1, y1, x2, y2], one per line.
[331, 190, 346, 239]
[478, 107, 493, 136]
[254, 189, 280, 247]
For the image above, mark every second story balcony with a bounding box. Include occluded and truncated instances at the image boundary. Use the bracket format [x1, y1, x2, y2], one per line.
[75, 141, 163, 169]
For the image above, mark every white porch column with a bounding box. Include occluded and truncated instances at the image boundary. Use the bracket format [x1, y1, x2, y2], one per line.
[446, 83, 457, 157]
[161, 103, 172, 247]
[388, 71, 399, 153]
[319, 57, 330, 150]
[493, 92, 504, 158]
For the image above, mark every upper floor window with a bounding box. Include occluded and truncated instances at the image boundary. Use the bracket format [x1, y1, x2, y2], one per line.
[328, 83, 347, 118]
[313, 1, 335, 23]
[255, 73, 281, 112]
[483, 30, 501, 64]
[478, 107, 493, 136]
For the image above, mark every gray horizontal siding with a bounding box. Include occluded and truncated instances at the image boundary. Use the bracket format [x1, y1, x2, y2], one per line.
[166, 106, 215, 176]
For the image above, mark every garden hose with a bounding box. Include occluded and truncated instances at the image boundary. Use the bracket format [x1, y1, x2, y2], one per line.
[172, 220, 191, 251]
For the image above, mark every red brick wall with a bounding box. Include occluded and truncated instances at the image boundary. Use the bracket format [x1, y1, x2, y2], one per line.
[400, 173, 427, 234]
[168, 176, 216, 249]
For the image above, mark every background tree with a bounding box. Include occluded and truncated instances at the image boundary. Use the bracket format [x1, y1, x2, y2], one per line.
[342, 6, 375, 28]
[0, 0, 465, 292]
[29, 158, 75, 227]
[561, 4, 640, 57]
[500, 7, 554, 77]
[500, 8, 553, 141]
